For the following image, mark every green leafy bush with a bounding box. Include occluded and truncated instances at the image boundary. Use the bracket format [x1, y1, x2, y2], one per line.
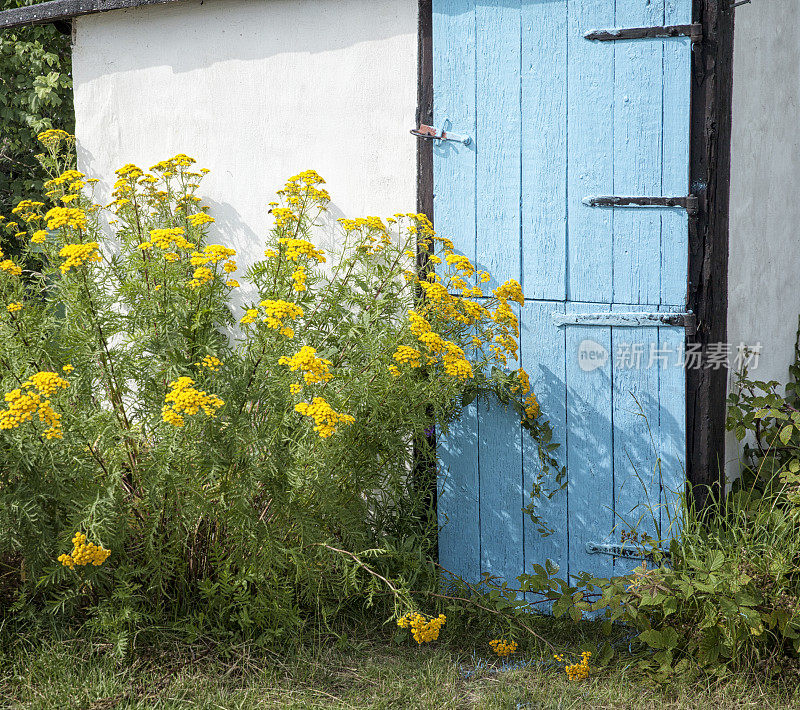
[0, 5, 73, 231]
[726, 319, 800, 496]
[0, 131, 559, 648]
[586, 488, 800, 680]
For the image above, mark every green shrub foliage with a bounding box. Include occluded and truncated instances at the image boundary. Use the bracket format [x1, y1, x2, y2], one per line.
[0, 6, 73, 232]
[580, 489, 800, 680]
[558, 342, 800, 680]
[0, 132, 561, 646]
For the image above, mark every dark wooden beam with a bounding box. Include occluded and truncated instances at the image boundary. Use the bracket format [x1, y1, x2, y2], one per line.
[686, 0, 735, 504]
[416, 0, 433, 222]
[0, 0, 183, 30]
[412, 0, 437, 537]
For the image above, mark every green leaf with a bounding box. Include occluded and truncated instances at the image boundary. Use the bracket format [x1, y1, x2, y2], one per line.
[662, 596, 678, 617]
[707, 551, 725, 572]
[639, 629, 664, 649]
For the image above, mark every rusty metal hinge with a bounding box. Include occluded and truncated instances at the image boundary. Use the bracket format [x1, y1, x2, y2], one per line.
[583, 195, 699, 216]
[552, 311, 696, 336]
[586, 542, 671, 561]
[410, 123, 471, 146]
[585, 23, 702, 43]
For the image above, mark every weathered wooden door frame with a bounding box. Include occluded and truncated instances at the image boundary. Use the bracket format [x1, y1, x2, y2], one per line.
[415, 0, 735, 504]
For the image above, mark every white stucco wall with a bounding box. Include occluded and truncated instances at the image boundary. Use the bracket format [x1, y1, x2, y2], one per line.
[72, 0, 418, 287]
[727, 0, 800, 470]
[70, 0, 800, 475]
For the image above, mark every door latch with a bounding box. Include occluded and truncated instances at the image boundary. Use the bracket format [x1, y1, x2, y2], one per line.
[410, 123, 471, 146]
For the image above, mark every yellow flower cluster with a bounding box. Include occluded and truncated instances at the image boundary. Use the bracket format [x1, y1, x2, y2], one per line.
[0, 371, 69, 439]
[442, 342, 474, 379]
[31, 230, 48, 244]
[279, 238, 327, 264]
[524, 392, 540, 420]
[277, 170, 331, 207]
[58, 242, 101, 274]
[512, 367, 541, 420]
[44, 170, 85, 190]
[150, 154, 197, 172]
[6, 302, 22, 313]
[198, 355, 222, 371]
[190, 244, 236, 268]
[554, 651, 591, 681]
[337, 216, 393, 256]
[409, 310, 431, 337]
[162, 377, 224, 427]
[45, 207, 87, 232]
[271, 207, 298, 230]
[28, 372, 69, 397]
[188, 212, 215, 228]
[397, 612, 446, 644]
[494, 279, 525, 306]
[392, 346, 422, 368]
[406, 310, 474, 380]
[278, 346, 332, 384]
[338, 215, 388, 233]
[445, 253, 476, 277]
[189, 266, 213, 288]
[514, 367, 531, 395]
[294, 397, 355, 438]
[256, 299, 303, 338]
[0, 258, 22, 276]
[116, 163, 144, 180]
[62, 364, 74, 374]
[292, 267, 307, 292]
[146, 227, 195, 251]
[489, 639, 518, 658]
[37, 129, 74, 147]
[12, 200, 46, 225]
[240, 308, 259, 325]
[58, 532, 110, 569]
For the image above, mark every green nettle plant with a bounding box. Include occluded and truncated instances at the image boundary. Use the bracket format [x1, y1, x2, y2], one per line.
[583, 488, 800, 680]
[564, 339, 800, 680]
[0, 130, 561, 648]
[726, 321, 800, 493]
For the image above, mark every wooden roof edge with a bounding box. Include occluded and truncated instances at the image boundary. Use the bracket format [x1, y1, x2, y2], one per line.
[0, 0, 184, 30]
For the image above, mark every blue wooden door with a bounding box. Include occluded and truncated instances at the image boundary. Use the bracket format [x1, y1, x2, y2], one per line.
[435, 0, 692, 584]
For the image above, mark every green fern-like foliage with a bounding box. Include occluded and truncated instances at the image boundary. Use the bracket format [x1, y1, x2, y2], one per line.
[0, 133, 562, 644]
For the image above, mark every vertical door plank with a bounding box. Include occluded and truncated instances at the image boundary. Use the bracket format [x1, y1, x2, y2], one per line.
[610, 305, 661, 574]
[479, 304, 523, 584]
[438, 402, 481, 582]
[476, 0, 522, 290]
[521, 0, 567, 301]
[658, 305, 687, 537]
[567, 0, 614, 303]
[566, 302, 614, 581]
[433, 0, 477, 266]
[612, 0, 664, 305]
[661, 0, 692, 307]
[434, 0, 481, 583]
[660, 1, 691, 533]
[522, 300, 568, 583]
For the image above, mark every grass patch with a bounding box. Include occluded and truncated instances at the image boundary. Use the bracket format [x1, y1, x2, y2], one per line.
[1, 629, 798, 709]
